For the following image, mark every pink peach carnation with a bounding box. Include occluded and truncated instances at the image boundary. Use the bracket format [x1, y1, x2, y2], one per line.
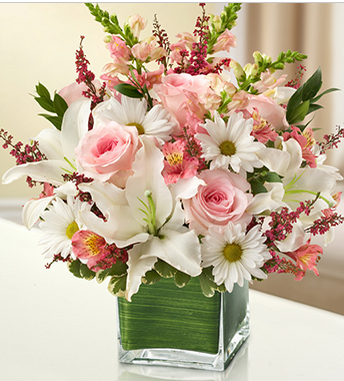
[75, 121, 139, 187]
[183, 169, 253, 236]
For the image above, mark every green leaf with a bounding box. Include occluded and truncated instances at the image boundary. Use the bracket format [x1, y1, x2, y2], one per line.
[36, 82, 51, 99]
[108, 274, 127, 297]
[154, 259, 177, 278]
[96, 261, 128, 283]
[264, 171, 283, 183]
[68, 260, 82, 278]
[174, 271, 191, 288]
[287, 100, 310, 125]
[249, 179, 268, 195]
[198, 272, 217, 298]
[300, 66, 322, 101]
[79, 263, 96, 280]
[310, 87, 340, 104]
[38, 114, 63, 130]
[142, 269, 161, 285]
[53, 93, 68, 117]
[34, 96, 55, 113]
[114, 83, 144, 98]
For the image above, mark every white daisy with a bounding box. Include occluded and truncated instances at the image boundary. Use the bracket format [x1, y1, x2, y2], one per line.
[92, 95, 178, 142]
[38, 195, 86, 259]
[196, 112, 264, 173]
[202, 222, 271, 292]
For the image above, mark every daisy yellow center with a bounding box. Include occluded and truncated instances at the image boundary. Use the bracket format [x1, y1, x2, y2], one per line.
[127, 122, 145, 135]
[66, 221, 79, 240]
[167, 152, 183, 166]
[219, 140, 236, 156]
[223, 243, 242, 262]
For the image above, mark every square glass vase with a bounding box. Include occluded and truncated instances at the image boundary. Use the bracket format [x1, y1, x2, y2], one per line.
[116, 277, 249, 371]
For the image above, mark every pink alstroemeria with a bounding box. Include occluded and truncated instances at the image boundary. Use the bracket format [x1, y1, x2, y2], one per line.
[285, 239, 322, 278]
[162, 140, 199, 185]
[72, 230, 110, 271]
[283, 126, 317, 168]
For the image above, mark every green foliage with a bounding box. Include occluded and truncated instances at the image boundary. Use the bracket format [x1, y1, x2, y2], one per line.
[68, 259, 95, 281]
[114, 83, 144, 99]
[142, 269, 161, 285]
[247, 168, 283, 195]
[174, 270, 191, 288]
[154, 259, 177, 278]
[96, 260, 128, 283]
[85, 3, 138, 47]
[207, 3, 242, 54]
[237, 50, 307, 93]
[33, 82, 68, 130]
[198, 267, 225, 298]
[108, 274, 127, 297]
[286, 67, 339, 126]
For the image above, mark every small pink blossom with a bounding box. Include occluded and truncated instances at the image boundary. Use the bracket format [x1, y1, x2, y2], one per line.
[131, 39, 167, 62]
[283, 126, 317, 168]
[285, 239, 322, 278]
[242, 107, 278, 143]
[128, 14, 146, 38]
[162, 140, 199, 185]
[182, 169, 253, 236]
[253, 71, 287, 93]
[212, 29, 236, 53]
[75, 121, 140, 187]
[106, 35, 131, 63]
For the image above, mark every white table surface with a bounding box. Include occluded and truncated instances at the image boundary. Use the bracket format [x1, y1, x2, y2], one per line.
[1, 217, 344, 381]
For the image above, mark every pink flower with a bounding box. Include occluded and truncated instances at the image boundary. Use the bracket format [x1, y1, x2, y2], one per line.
[153, 73, 210, 127]
[72, 230, 109, 271]
[127, 14, 146, 38]
[285, 239, 322, 278]
[247, 94, 289, 130]
[131, 39, 166, 62]
[283, 126, 317, 168]
[183, 169, 253, 236]
[212, 29, 236, 53]
[162, 140, 199, 185]
[242, 107, 278, 143]
[58, 82, 89, 106]
[106, 35, 131, 63]
[75, 121, 140, 187]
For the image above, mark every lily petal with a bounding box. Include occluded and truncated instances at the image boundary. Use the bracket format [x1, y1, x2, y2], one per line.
[2, 160, 67, 186]
[61, 98, 91, 162]
[22, 196, 55, 229]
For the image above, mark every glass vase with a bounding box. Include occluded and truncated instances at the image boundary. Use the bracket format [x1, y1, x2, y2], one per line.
[116, 277, 249, 371]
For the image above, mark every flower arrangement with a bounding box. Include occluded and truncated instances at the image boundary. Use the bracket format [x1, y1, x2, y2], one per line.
[1, 3, 344, 303]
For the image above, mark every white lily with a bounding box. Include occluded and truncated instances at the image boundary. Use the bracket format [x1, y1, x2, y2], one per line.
[80, 136, 202, 301]
[2, 98, 91, 186]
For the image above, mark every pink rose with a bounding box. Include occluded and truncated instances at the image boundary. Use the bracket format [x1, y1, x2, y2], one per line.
[247, 94, 289, 130]
[75, 121, 139, 187]
[153, 73, 210, 127]
[183, 169, 253, 236]
[58, 80, 101, 106]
